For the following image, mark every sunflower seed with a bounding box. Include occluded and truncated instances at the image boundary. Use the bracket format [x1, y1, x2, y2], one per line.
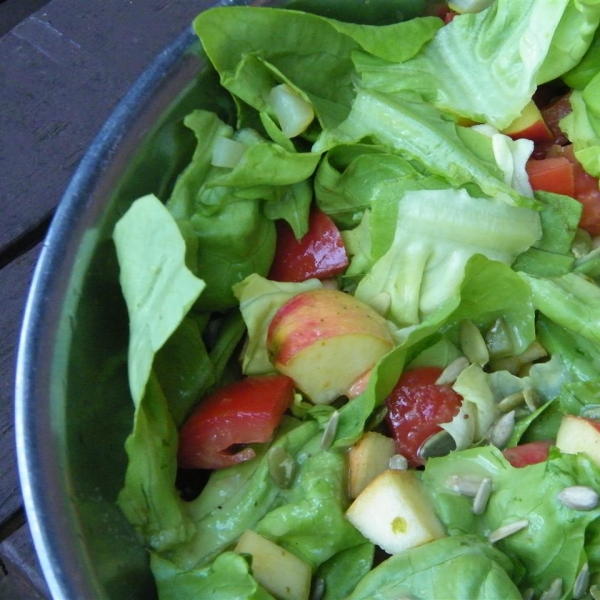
[487, 519, 528, 543]
[435, 356, 470, 385]
[389, 454, 408, 471]
[320, 410, 339, 450]
[518, 339, 548, 364]
[460, 320, 490, 367]
[446, 474, 485, 497]
[472, 477, 493, 515]
[523, 388, 541, 412]
[498, 391, 525, 413]
[418, 429, 456, 460]
[268, 446, 296, 489]
[573, 562, 590, 599]
[558, 485, 599, 511]
[539, 578, 562, 600]
[488, 410, 516, 449]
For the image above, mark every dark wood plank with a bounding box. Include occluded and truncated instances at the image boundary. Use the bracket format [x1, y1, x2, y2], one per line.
[0, 246, 40, 524]
[0, 523, 49, 599]
[0, 0, 213, 255]
[0, 0, 52, 37]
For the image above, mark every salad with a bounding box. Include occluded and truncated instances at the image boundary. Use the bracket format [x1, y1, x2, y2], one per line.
[112, 0, 600, 598]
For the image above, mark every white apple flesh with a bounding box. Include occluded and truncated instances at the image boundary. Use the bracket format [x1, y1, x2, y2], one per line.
[556, 414, 600, 467]
[266, 289, 394, 404]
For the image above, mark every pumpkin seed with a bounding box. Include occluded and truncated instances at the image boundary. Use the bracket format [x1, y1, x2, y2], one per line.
[498, 391, 525, 413]
[487, 519, 528, 543]
[558, 486, 599, 511]
[320, 410, 339, 450]
[488, 410, 516, 449]
[389, 454, 408, 471]
[446, 474, 484, 497]
[459, 320, 490, 367]
[310, 577, 325, 600]
[472, 477, 493, 515]
[268, 446, 296, 490]
[539, 578, 562, 600]
[418, 429, 456, 460]
[485, 317, 515, 359]
[435, 356, 470, 385]
[573, 562, 590, 599]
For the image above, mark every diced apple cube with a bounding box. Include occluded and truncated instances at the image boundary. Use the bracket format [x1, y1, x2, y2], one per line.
[346, 469, 445, 555]
[348, 432, 396, 499]
[235, 529, 311, 600]
[556, 415, 600, 467]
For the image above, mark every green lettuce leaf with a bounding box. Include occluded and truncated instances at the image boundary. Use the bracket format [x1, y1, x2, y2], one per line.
[113, 194, 206, 405]
[423, 446, 600, 597]
[354, 0, 596, 128]
[316, 543, 374, 600]
[166, 419, 319, 570]
[117, 373, 194, 553]
[353, 188, 540, 327]
[194, 7, 441, 130]
[152, 552, 274, 600]
[313, 89, 535, 206]
[255, 435, 366, 569]
[344, 534, 522, 600]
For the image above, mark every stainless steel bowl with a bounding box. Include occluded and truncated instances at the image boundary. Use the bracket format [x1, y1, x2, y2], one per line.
[15, 1, 432, 597]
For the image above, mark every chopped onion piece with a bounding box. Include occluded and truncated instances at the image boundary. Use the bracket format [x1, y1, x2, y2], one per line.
[211, 136, 246, 169]
[269, 83, 314, 139]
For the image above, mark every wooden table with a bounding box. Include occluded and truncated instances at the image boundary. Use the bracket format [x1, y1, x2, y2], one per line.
[0, 0, 214, 595]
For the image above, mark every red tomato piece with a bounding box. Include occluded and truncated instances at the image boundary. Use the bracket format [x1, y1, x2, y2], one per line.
[178, 375, 294, 470]
[502, 440, 552, 468]
[268, 206, 348, 283]
[548, 145, 600, 235]
[385, 367, 463, 468]
[526, 157, 575, 197]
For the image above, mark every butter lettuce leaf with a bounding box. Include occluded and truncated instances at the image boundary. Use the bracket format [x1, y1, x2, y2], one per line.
[354, 0, 598, 128]
[423, 446, 600, 597]
[345, 534, 522, 600]
[113, 194, 206, 405]
[152, 552, 274, 600]
[353, 188, 540, 327]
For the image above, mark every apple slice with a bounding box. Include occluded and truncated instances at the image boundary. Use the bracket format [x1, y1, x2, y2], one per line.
[501, 100, 553, 143]
[348, 432, 396, 499]
[235, 530, 311, 600]
[556, 415, 600, 467]
[346, 469, 445, 555]
[267, 289, 394, 404]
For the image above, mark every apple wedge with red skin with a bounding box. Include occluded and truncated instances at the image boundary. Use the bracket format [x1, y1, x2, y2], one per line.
[267, 289, 394, 404]
[501, 100, 553, 143]
[268, 206, 348, 283]
[556, 414, 600, 467]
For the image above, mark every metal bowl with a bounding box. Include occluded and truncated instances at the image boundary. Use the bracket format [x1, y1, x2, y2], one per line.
[15, 1, 432, 597]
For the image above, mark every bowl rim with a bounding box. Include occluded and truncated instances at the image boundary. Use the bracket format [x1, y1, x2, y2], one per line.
[15, 23, 199, 600]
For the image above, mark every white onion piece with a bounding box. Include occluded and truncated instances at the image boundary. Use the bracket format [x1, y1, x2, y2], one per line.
[211, 136, 246, 169]
[269, 83, 314, 138]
